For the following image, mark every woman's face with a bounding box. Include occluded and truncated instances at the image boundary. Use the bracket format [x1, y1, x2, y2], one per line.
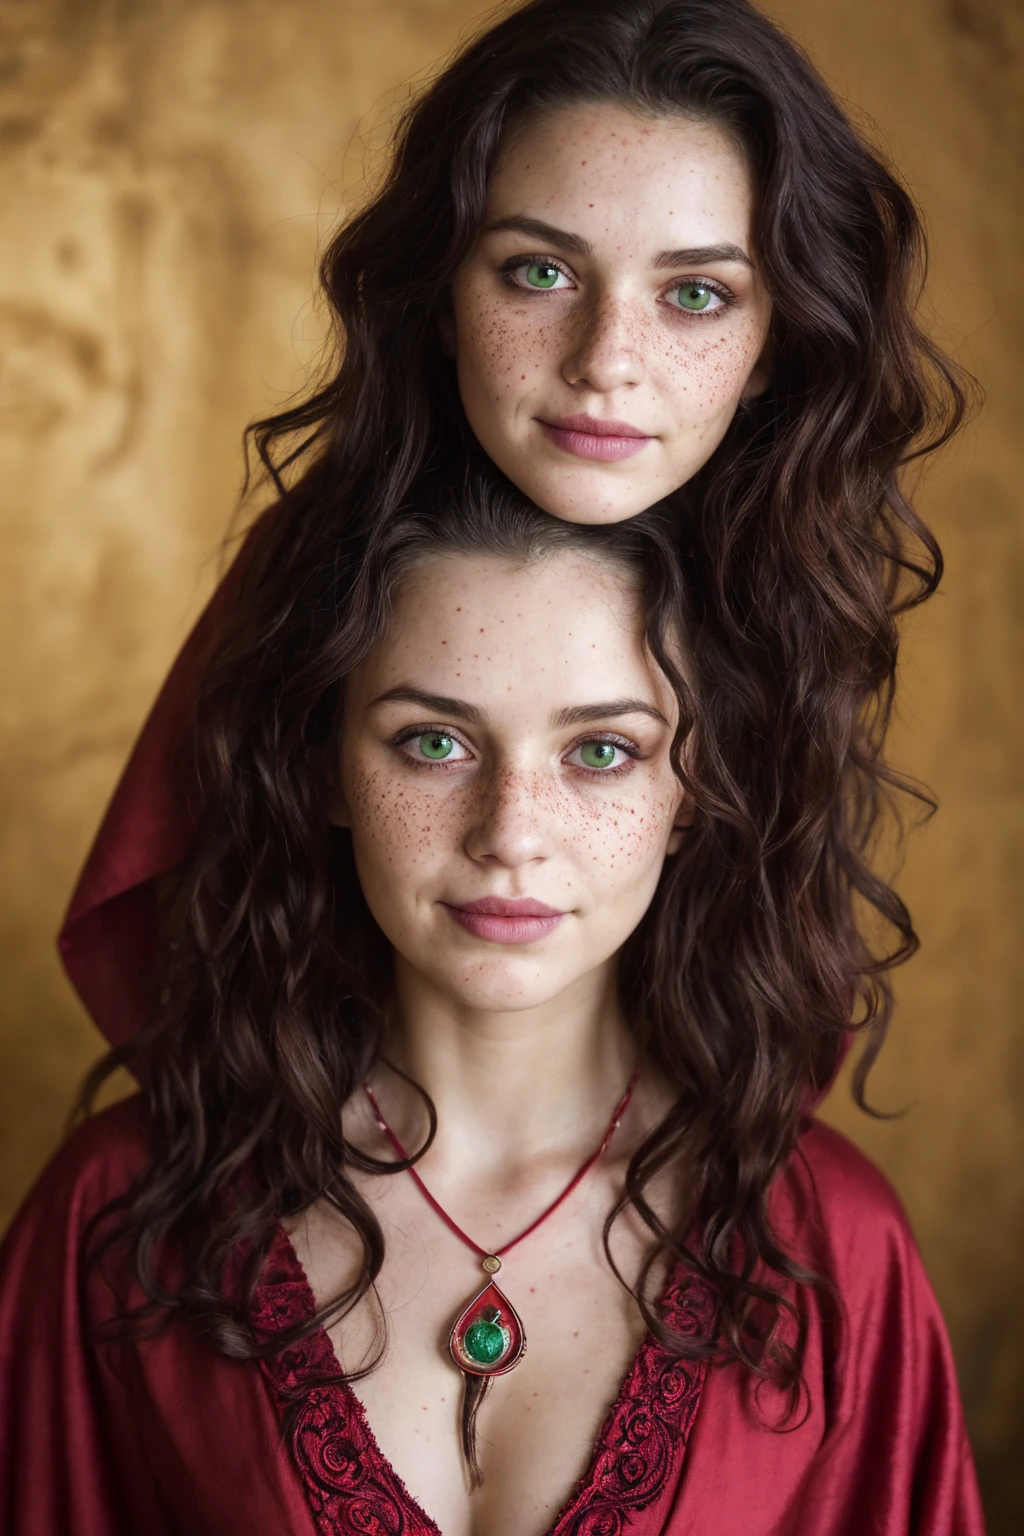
[450, 102, 771, 525]
[333, 549, 688, 1017]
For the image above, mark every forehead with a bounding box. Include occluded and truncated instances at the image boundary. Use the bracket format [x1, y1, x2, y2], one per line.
[351, 550, 668, 716]
[488, 100, 755, 245]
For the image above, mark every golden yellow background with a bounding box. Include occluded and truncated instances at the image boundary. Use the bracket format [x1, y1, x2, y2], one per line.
[1, 0, 1020, 1526]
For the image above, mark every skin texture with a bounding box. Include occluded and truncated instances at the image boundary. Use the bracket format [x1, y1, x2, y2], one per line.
[450, 102, 772, 524]
[304, 550, 688, 1535]
[332, 549, 688, 1024]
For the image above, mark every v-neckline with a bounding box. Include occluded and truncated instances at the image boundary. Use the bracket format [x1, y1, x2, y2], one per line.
[252, 1226, 713, 1536]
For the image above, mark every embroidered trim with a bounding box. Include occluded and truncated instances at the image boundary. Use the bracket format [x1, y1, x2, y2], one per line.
[551, 1274, 715, 1536]
[253, 1229, 713, 1536]
[252, 1234, 441, 1536]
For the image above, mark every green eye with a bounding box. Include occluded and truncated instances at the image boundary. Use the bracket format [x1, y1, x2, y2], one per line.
[419, 732, 454, 760]
[675, 282, 713, 312]
[580, 741, 619, 769]
[525, 262, 562, 289]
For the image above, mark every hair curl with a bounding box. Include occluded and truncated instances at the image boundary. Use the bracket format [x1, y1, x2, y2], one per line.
[81, 0, 969, 1426]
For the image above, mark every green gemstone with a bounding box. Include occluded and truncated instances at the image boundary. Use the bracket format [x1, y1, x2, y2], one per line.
[419, 732, 453, 760]
[464, 1319, 506, 1365]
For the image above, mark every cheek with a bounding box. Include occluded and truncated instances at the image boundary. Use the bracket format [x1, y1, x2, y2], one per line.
[655, 315, 766, 419]
[563, 784, 678, 879]
[345, 764, 458, 874]
[455, 282, 557, 399]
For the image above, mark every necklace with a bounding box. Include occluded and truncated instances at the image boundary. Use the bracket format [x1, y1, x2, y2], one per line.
[363, 1067, 640, 1482]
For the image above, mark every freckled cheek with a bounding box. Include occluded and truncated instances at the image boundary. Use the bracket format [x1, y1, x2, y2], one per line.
[657, 323, 766, 418]
[345, 767, 459, 869]
[567, 791, 677, 870]
[460, 305, 564, 394]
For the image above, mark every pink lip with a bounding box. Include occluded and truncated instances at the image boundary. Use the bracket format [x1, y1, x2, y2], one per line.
[538, 414, 653, 463]
[443, 896, 567, 945]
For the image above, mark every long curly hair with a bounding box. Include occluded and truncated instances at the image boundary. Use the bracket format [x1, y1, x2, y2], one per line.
[81, 0, 968, 1413]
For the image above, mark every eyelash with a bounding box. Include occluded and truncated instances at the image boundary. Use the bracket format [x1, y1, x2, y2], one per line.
[567, 733, 642, 777]
[498, 254, 737, 315]
[390, 725, 643, 776]
[498, 254, 575, 290]
[392, 724, 474, 768]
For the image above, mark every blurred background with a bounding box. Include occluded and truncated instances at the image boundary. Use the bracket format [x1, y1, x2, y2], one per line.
[0, 0, 1020, 1526]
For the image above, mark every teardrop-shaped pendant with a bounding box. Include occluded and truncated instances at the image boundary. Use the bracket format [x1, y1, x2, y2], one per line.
[449, 1275, 526, 1378]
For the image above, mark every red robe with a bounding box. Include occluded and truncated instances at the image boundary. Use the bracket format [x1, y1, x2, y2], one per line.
[0, 549, 986, 1534]
[0, 1097, 984, 1535]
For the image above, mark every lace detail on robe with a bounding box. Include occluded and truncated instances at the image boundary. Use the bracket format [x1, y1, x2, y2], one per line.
[252, 1229, 714, 1536]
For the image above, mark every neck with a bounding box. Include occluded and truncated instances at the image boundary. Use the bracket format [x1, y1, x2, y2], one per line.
[375, 957, 636, 1175]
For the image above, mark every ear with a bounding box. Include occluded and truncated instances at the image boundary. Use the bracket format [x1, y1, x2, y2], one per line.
[437, 305, 456, 358]
[740, 333, 772, 401]
[665, 793, 696, 855]
[326, 795, 350, 829]
[323, 771, 351, 830]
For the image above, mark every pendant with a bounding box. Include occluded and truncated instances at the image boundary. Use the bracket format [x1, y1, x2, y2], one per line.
[449, 1256, 526, 1377]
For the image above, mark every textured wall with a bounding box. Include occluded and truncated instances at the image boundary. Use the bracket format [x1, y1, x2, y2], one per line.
[0, 0, 1020, 1526]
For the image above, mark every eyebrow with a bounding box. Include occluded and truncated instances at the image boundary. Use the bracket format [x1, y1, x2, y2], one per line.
[485, 216, 752, 270]
[553, 699, 669, 728]
[371, 687, 485, 724]
[485, 215, 592, 257]
[653, 242, 752, 271]
[371, 686, 668, 730]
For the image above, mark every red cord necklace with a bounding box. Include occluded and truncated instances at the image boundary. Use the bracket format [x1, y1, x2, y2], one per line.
[364, 1068, 639, 1403]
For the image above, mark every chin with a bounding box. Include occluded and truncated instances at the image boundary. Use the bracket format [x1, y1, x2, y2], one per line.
[427, 957, 575, 1015]
[512, 466, 669, 527]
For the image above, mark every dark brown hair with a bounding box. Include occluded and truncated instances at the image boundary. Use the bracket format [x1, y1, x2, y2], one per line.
[82, 0, 968, 1419]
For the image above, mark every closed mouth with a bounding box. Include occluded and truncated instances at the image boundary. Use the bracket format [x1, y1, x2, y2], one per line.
[542, 415, 650, 439]
[537, 415, 654, 463]
[442, 896, 567, 944]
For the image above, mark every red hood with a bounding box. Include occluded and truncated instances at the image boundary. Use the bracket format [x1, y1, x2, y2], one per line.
[58, 534, 253, 1048]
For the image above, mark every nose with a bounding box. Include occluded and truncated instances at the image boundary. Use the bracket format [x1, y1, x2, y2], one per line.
[560, 291, 645, 394]
[464, 767, 553, 869]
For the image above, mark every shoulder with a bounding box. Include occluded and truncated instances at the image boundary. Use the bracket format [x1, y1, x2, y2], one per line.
[0, 1095, 154, 1322]
[771, 1117, 922, 1288]
[792, 1116, 911, 1222]
[765, 1121, 961, 1406]
[5, 1095, 152, 1241]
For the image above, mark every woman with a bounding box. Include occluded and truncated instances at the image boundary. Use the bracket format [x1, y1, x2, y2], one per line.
[2, 0, 979, 1530]
[0, 477, 982, 1533]
[57, 0, 965, 1051]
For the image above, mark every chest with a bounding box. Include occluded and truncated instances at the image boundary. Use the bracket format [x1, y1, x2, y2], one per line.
[289, 1171, 657, 1536]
